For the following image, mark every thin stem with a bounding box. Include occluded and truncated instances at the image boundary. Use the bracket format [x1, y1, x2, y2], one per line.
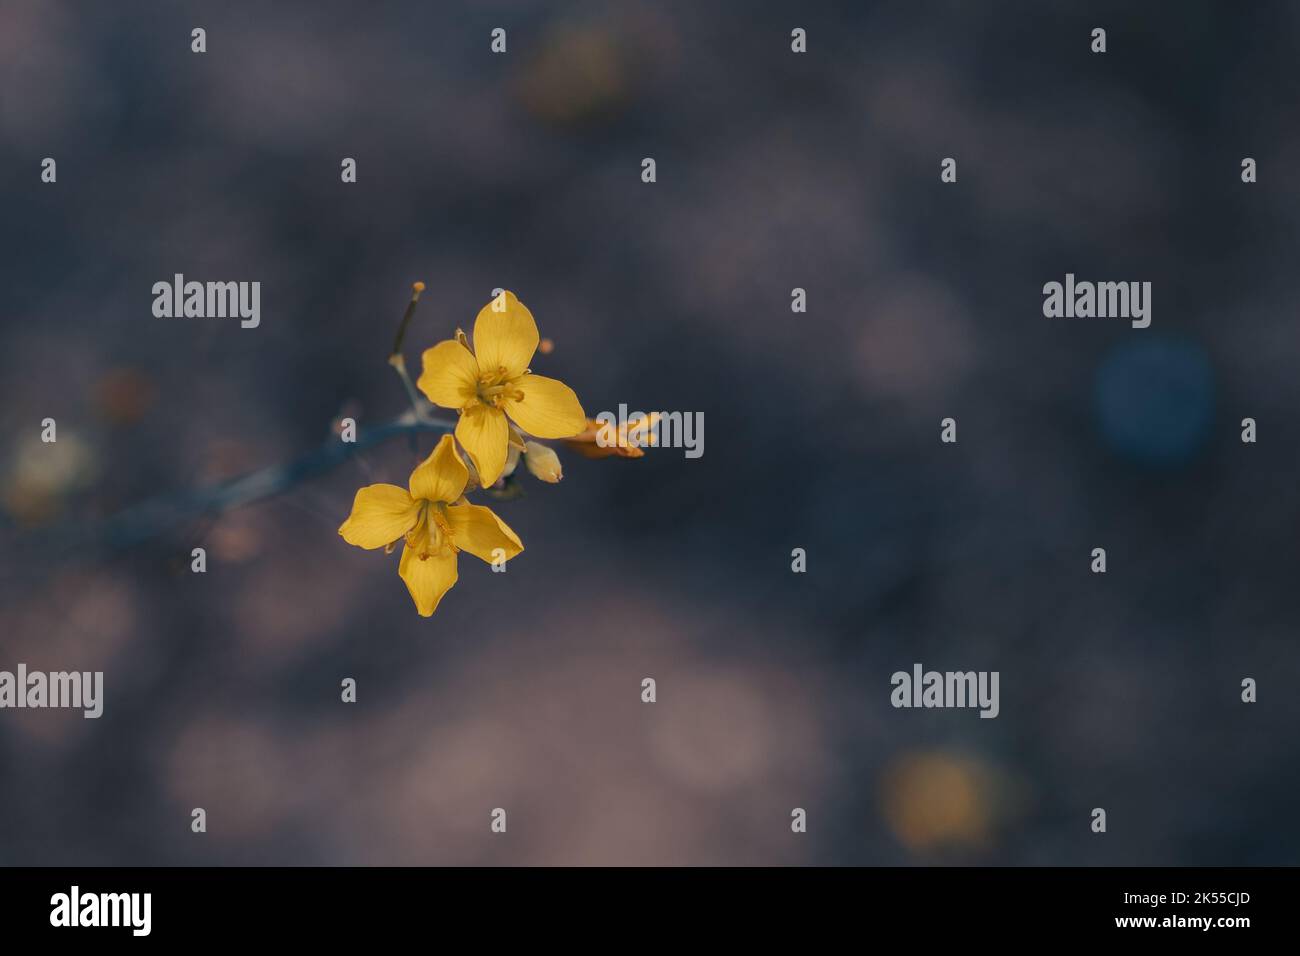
[390, 281, 425, 357]
[388, 281, 433, 424]
[40, 416, 454, 562]
[12, 282, 455, 579]
[388, 352, 432, 424]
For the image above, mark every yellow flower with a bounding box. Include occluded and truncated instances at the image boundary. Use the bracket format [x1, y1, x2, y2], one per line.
[561, 413, 660, 459]
[416, 291, 586, 487]
[338, 434, 523, 616]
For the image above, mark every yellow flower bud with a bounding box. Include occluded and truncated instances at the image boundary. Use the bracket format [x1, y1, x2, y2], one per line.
[523, 441, 563, 483]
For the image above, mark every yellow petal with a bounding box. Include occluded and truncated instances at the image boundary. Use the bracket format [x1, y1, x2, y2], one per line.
[408, 433, 468, 504]
[398, 544, 458, 617]
[473, 291, 538, 382]
[455, 403, 510, 487]
[338, 484, 419, 550]
[417, 340, 480, 409]
[503, 374, 587, 438]
[446, 503, 524, 564]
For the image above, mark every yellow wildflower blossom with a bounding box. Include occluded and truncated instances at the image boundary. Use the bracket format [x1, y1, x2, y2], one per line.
[561, 413, 660, 459]
[338, 434, 523, 616]
[416, 291, 586, 487]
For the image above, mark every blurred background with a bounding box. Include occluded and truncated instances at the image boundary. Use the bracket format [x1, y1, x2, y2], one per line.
[2, 0, 1299, 865]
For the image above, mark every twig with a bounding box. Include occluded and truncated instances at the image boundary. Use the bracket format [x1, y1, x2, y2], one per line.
[14, 282, 454, 576]
[388, 282, 436, 442]
[56, 416, 454, 561]
[389, 281, 426, 358]
[389, 356, 432, 425]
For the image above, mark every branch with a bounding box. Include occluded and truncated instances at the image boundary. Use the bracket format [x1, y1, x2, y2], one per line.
[66, 416, 454, 560]
[16, 286, 459, 573]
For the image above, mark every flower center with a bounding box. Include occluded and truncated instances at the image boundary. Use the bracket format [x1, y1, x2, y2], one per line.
[476, 368, 525, 408]
[405, 502, 460, 560]
[430, 501, 458, 552]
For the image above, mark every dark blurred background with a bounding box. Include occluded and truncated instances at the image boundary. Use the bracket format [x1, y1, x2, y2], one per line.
[2, 0, 1298, 865]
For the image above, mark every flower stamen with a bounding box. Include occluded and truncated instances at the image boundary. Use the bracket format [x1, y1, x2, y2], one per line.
[431, 502, 460, 554]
